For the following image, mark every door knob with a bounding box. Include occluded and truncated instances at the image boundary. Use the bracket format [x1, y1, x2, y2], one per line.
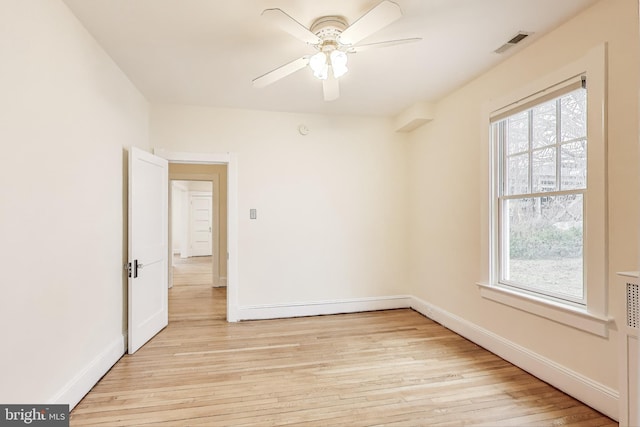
[127, 259, 144, 278]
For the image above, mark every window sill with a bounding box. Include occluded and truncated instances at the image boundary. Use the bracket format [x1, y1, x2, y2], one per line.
[476, 282, 612, 337]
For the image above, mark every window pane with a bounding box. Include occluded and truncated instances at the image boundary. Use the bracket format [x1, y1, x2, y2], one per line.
[532, 100, 556, 148]
[561, 140, 587, 190]
[502, 195, 583, 301]
[496, 85, 588, 304]
[561, 89, 586, 142]
[507, 111, 528, 154]
[532, 147, 556, 193]
[506, 153, 528, 195]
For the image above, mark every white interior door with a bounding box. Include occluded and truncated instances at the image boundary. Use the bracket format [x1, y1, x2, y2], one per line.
[128, 147, 168, 354]
[189, 193, 212, 256]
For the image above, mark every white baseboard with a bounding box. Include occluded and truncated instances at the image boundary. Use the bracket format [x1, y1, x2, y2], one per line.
[410, 296, 619, 421]
[216, 276, 227, 287]
[237, 295, 412, 321]
[50, 334, 125, 410]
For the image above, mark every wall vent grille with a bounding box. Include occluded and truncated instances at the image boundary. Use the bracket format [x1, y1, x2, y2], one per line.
[627, 282, 639, 329]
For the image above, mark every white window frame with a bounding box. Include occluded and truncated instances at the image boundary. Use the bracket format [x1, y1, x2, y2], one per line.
[495, 79, 587, 305]
[477, 44, 611, 337]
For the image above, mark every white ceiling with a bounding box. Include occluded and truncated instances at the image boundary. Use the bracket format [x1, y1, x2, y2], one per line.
[62, 0, 598, 117]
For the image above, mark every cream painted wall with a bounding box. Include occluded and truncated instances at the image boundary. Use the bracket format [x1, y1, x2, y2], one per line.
[0, 0, 148, 405]
[407, 0, 638, 395]
[152, 107, 409, 306]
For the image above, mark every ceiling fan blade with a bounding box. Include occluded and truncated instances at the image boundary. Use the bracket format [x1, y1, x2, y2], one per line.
[323, 75, 340, 101]
[348, 37, 422, 53]
[262, 8, 321, 45]
[252, 56, 310, 88]
[337, 0, 402, 46]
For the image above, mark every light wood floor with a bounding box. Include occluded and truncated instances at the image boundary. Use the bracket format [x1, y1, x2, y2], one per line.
[172, 255, 213, 287]
[70, 267, 616, 426]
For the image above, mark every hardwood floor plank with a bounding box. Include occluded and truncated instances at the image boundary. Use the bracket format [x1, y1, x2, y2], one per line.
[70, 261, 616, 426]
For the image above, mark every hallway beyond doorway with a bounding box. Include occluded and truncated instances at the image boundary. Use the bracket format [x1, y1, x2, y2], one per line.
[170, 254, 225, 322]
[172, 254, 214, 287]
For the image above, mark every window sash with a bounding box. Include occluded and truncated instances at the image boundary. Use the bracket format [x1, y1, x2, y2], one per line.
[497, 89, 587, 198]
[497, 191, 586, 305]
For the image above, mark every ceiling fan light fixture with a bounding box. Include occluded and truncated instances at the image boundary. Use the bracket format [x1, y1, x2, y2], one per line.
[255, 2, 418, 100]
[330, 50, 348, 78]
[309, 50, 349, 80]
[309, 51, 329, 80]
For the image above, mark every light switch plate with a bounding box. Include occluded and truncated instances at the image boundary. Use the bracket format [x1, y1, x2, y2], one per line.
[250, 209, 257, 219]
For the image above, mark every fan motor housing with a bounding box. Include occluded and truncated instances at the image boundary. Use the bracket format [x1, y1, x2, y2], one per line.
[310, 15, 348, 42]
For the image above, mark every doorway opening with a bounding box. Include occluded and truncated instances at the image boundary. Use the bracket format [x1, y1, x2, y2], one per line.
[155, 148, 237, 322]
[171, 180, 215, 287]
[167, 162, 229, 321]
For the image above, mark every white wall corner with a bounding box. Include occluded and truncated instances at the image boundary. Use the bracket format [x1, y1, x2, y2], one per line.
[50, 334, 126, 410]
[393, 102, 435, 133]
[409, 296, 619, 421]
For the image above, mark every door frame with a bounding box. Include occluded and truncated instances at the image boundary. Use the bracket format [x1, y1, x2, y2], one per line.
[155, 148, 239, 322]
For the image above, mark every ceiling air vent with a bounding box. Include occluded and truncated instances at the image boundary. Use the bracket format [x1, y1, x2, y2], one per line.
[494, 31, 532, 54]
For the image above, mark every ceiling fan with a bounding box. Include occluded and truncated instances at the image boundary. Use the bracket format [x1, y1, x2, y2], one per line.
[252, 0, 421, 101]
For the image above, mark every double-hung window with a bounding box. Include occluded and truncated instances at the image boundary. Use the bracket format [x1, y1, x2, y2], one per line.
[482, 45, 609, 336]
[492, 79, 587, 304]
